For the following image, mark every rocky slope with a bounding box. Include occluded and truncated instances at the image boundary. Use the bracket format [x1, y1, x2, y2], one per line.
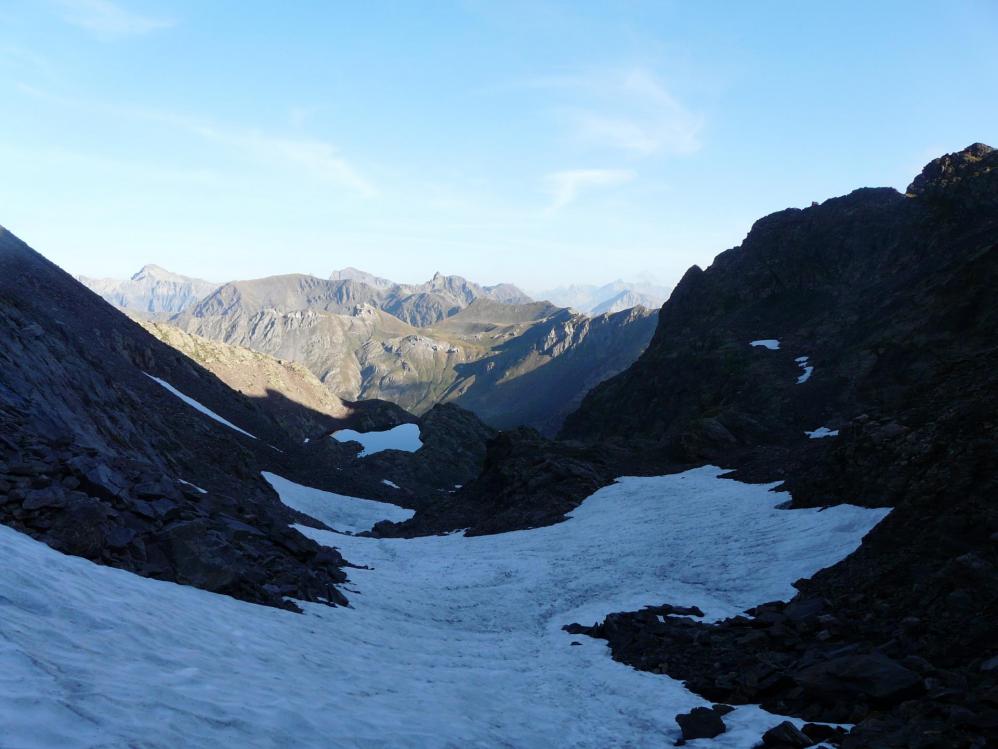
[1, 231, 351, 611]
[444, 303, 659, 432]
[177, 277, 657, 433]
[554, 143, 998, 748]
[0, 228, 499, 612]
[139, 320, 410, 442]
[79, 263, 219, 318]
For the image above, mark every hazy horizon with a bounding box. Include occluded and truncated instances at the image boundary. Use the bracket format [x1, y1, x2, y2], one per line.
[2, 1, 996, 289]
[71, 257, 675, 297]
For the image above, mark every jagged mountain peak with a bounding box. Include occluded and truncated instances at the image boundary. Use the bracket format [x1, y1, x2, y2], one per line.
[131, 263, 178, 281]
[79, 263, 219, 317]
[329, 267, 397, 289]
[906, 141, 997, 200]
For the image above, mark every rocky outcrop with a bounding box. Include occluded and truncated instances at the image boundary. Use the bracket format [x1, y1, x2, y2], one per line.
[370, 426, 618, 537]
[292, 402, 498, 511]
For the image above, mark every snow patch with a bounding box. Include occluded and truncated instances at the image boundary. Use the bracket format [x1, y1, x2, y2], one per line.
[806, 427, 839, 439]
[263, 472, 413, 533]
[795, 356, 814, 384]
[750, 339, 780, 350]
[1, 466, 888, 748]
[331, 423, 423, 457]
[381, 479, 401, 490]
[144, 374, 257, 439]
[177, 479, 207, 494]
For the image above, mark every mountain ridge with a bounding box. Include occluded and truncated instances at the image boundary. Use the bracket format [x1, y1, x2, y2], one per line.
[177, 276, 656, 433]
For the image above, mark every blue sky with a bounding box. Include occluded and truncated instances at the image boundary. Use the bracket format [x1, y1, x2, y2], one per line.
[1, 1, 995, 290]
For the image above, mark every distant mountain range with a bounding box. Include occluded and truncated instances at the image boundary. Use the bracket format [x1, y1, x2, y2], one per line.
[534, 280, 672, 315]
[77, 264, 220, 318]
[78, 266, 657, 433]
[175, 275, 656, 433]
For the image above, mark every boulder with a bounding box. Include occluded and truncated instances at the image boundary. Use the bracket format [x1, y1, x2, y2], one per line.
[760, 721, 814, 747]
[22, 486, 67, 511]
[675, 706, 726, 741]
[794, 652, 922, 705]
[158, 519, 241, 591]
[47, 495, 109, 558]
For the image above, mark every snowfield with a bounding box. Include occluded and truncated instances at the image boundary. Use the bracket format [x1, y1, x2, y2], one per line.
[332, 423, 423, 456]
[262, 471, 414, 533]
[0, 466, 888, 748]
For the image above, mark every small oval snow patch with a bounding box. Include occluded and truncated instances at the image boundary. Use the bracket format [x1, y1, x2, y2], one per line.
[795, 356, 814, 383]
[805, 427, 839, 439]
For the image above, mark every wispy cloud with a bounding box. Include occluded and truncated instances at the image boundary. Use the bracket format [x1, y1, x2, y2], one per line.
[531, 67, 703, 157]
[544, 168, 635, 211]
[11, 84, 375, 197]
[57, 0, 174, 38]
[0, 46, 58, 81]
[165, 116, 377, 198]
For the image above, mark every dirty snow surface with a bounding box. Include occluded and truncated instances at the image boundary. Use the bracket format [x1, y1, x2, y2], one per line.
[332, 423, 422, 456]
[0, 466, 888, 749]
[144, 373, 257, 439]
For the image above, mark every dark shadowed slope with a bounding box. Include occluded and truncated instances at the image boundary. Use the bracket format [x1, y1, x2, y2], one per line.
[0, 227, 356, 610]
[556, 144, 998, 748]
[446, 304, 658, 433]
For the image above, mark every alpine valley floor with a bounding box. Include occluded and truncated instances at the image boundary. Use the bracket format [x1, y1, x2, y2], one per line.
[0, 467, 888, 748]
